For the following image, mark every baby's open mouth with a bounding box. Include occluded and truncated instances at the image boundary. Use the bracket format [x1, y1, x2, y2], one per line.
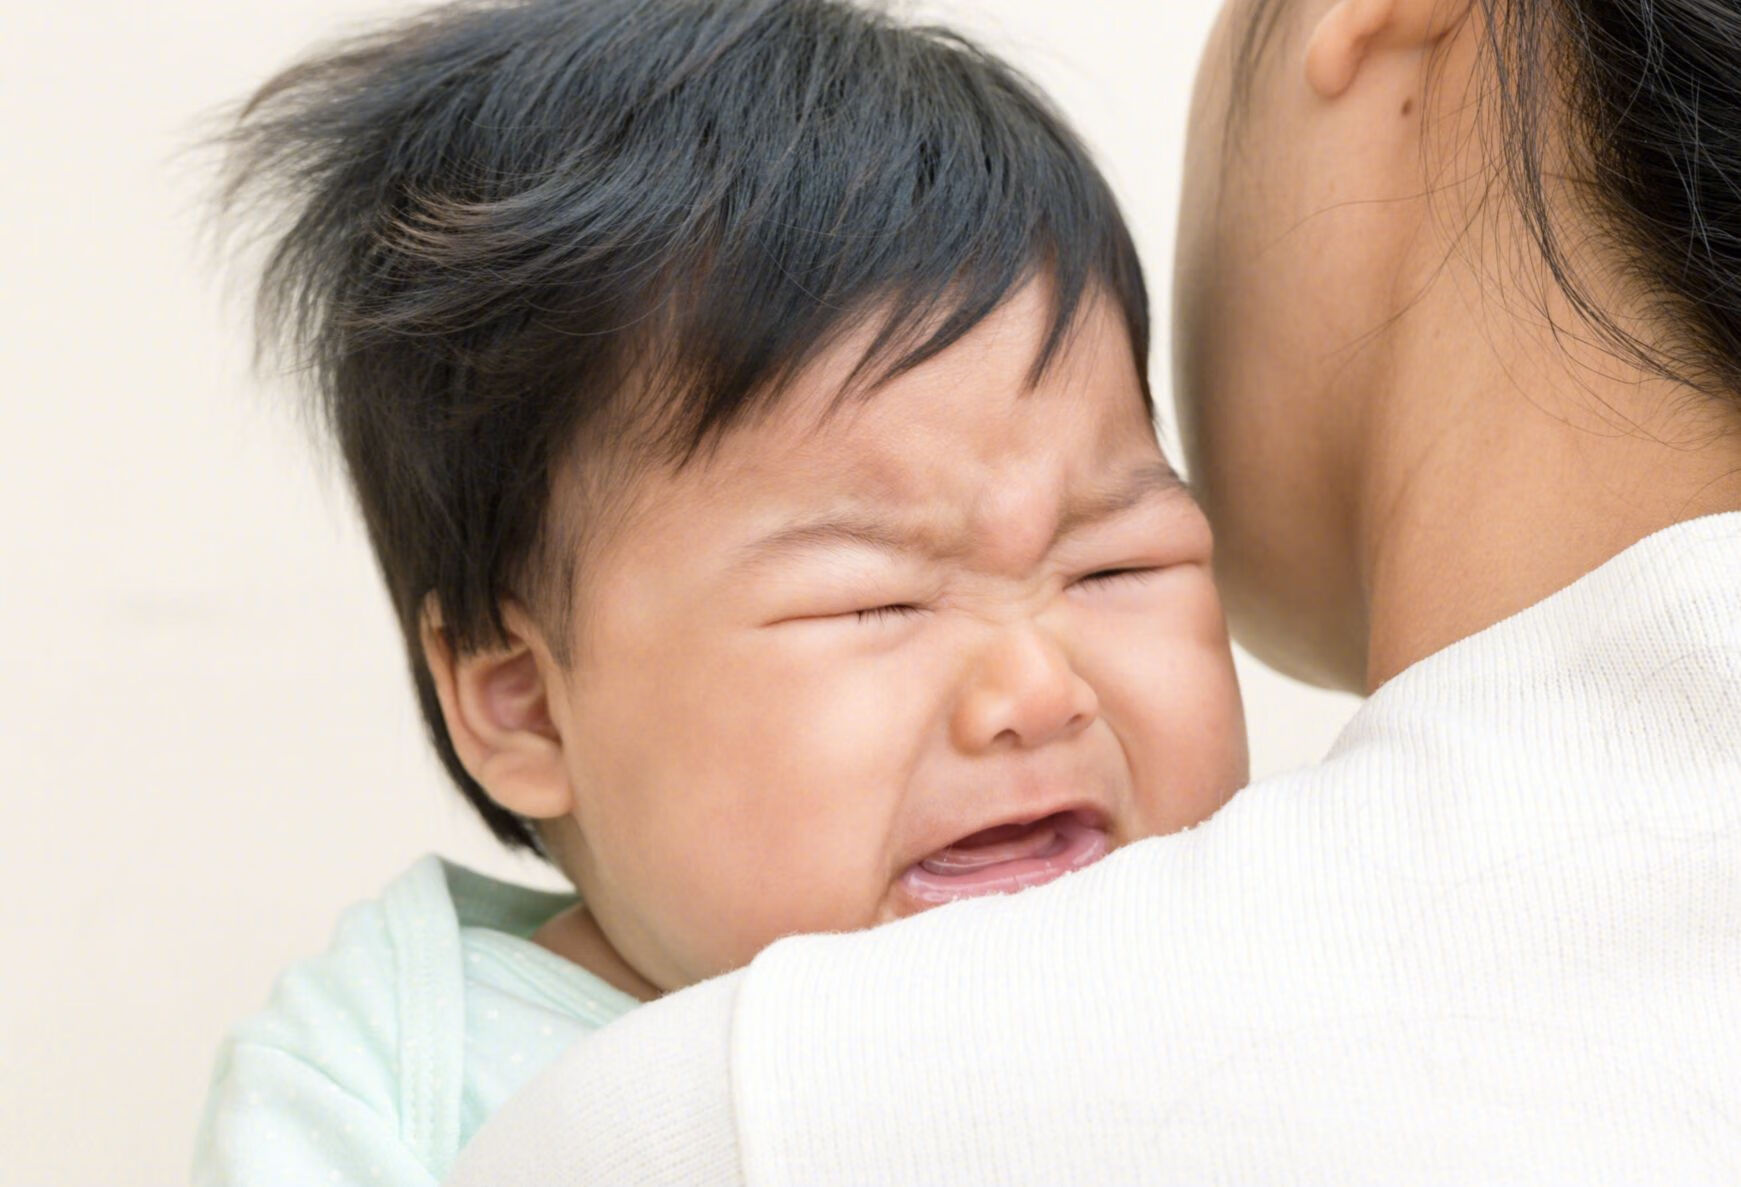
[899, 810, 1112, 905]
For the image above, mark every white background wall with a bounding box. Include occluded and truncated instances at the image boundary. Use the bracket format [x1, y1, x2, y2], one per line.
[1, 2, 1356, 1182]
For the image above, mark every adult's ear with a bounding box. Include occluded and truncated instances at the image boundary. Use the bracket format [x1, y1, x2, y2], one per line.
[1305, 0, 1469, 99]
[420, 597, 573, 820]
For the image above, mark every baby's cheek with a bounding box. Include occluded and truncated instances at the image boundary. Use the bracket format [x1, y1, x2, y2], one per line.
[1171, 584, 1248, 796]
[664, 840, 887, 980]
[1118, 644, 1247, 836]
[658, 721, 904, 964]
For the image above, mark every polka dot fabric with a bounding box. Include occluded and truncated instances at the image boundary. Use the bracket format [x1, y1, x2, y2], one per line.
[194, 857, 638, 1184]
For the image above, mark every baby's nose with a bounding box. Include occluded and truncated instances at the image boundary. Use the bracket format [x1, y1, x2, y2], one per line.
[949, 623, 1099, 753]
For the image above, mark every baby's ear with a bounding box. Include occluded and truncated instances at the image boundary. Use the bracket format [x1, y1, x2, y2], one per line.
[420, 597, 574, 820]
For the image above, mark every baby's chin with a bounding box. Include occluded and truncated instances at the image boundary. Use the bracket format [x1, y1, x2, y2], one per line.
[889, 808, 1115, 916]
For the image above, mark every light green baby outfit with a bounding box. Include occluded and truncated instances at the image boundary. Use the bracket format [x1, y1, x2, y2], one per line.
[193, 856, 638, 1185]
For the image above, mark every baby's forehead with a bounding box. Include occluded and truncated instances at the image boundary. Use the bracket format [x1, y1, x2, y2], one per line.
[704, 285, 1150, 471]
[633, 328, 1162, 555]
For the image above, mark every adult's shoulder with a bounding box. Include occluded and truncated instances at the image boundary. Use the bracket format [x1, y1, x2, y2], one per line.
[725, 738, 1741, 1182]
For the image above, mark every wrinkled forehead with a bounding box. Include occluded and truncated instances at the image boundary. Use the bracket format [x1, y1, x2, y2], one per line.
[690, 285, 1155, 496]
[615, 309, 1169, 593]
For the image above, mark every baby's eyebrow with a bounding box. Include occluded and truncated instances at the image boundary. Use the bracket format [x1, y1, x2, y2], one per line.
[733, 460, 1187, 571]
[732, 516, 933, 571]
[1054, 461, 1188, 539]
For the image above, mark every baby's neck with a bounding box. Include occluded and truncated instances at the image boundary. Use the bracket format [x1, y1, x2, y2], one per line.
[533, 903, 663, 1002]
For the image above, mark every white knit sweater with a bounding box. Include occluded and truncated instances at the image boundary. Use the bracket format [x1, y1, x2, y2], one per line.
[448, 513, 1741, 1185]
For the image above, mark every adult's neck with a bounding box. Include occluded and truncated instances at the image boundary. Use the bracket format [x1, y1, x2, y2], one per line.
[1355, 276, 1741, 692]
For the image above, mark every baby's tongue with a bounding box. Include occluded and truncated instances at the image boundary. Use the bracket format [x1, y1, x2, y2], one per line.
[919, 817, 1062, 875]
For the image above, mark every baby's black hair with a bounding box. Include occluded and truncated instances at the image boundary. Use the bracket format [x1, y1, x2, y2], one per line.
[214, 0, 1149, 852]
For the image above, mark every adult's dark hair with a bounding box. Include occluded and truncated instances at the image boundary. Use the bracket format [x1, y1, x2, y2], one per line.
[1485, 0, 1741, 407]
[213, 0, 1149, 853]
[1238, 0, 1741, 411]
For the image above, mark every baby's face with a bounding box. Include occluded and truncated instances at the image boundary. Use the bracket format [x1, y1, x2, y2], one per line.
[548, 284, 1247, 990]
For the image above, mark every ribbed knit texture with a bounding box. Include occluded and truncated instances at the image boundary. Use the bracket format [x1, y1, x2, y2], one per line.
[449, 512, 1741, 1185]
